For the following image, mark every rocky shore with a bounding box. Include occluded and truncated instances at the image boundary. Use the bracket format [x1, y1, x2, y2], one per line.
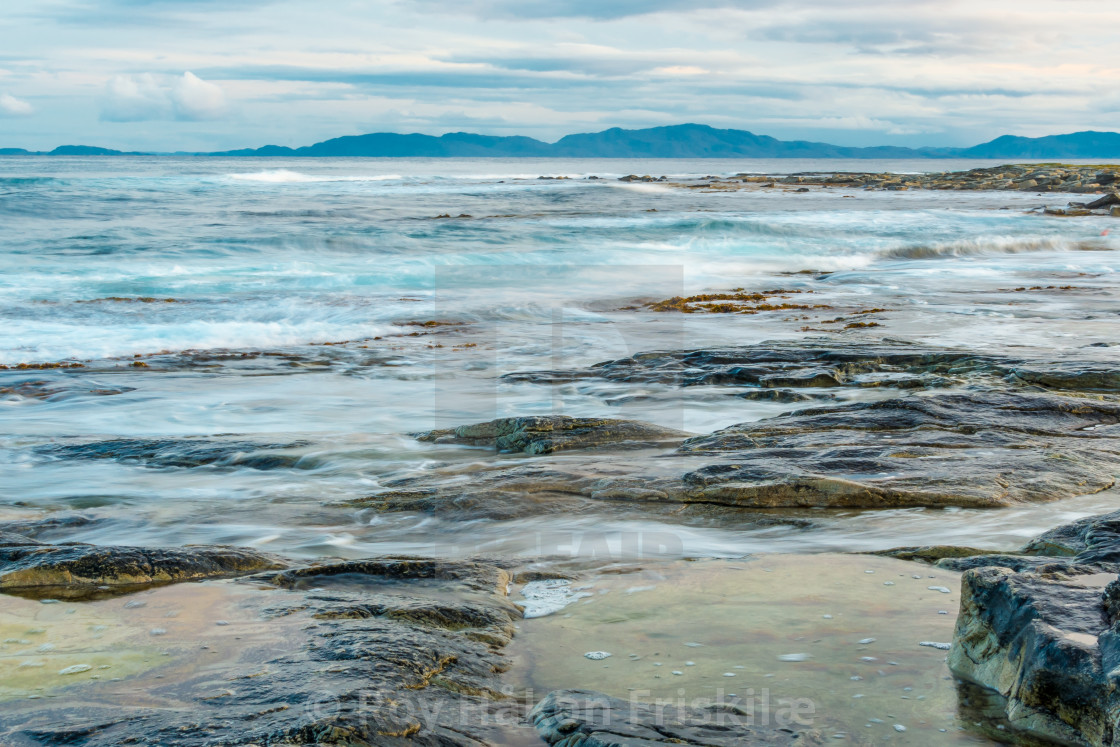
[360, 340, 1118, 520]
[5, 336, 1120, 745]
[635, 163, 1120, 217]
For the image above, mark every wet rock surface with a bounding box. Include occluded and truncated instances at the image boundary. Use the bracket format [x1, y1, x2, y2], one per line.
[0, 552, 531, 746]
[0, 536, 286, 594]
[368, 342, 1120, 517]
[531, 689, 817, 746]
[504, 340, 1120, 394]
[417, 415, 689, 454]
[877, 511, 1120, 745]
[950, 566, 1117, 746]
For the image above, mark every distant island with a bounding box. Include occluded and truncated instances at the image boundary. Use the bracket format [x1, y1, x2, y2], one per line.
[4, 124, 1120, 159]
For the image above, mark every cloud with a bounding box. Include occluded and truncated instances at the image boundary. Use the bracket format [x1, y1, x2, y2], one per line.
[171, 71, 226, 119]
[404, 0, 751, 20]
[100, 71, 226, 121]
[0, 93, 34, 116]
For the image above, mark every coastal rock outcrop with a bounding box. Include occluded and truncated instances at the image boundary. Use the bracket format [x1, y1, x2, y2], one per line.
[0, 553, 530, 746]
[950, 566, 1118, 745]
[884, 511, 1120, 745]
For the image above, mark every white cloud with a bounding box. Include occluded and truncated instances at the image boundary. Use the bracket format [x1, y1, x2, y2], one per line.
[100, 71, 226, 122]
[171, 71, 226, 120]
[0, 93, 34, 117]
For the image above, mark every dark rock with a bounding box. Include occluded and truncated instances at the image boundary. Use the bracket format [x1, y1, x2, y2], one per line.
[416, 415, 689, 455]
[504, 340, 1004, 389]
[363, 389, 1120, 517]
[0, 556, 530, 746]
[0, 540, 286, 592]
[949, 565, 1118, 745]
[1022, 510, 1120, 565]
[1085, 191, 1120, 210]
[531, 689, 818, 746]
[37, 437, 314, 470]
[675, 391, 1120, 508]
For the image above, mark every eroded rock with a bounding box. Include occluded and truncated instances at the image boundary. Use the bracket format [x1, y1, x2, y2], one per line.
[0, 541, 286, 593]
[417, 415, 689, 454]
[374, 388, 1119, 517]
[0, 556, 531, 746]
[949, 565, 1118, 746]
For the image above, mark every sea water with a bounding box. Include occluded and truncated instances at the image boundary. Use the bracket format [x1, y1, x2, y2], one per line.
[1, 156, 1118, 560]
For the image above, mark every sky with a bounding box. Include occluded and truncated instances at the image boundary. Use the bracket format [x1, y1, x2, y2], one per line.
[0, 0, 1118, 151]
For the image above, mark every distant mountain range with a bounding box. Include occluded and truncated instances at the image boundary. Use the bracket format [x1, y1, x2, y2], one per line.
[4, 124, 1120, 159]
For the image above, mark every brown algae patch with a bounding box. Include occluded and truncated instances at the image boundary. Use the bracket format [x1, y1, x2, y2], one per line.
[509, 554, 994, 743]
[0, 581, 296, 707]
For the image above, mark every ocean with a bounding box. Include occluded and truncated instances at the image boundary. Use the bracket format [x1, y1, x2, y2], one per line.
[2, 156, 1118, 559]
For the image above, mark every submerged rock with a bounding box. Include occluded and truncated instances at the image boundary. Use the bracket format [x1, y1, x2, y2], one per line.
[531, 689, 817, 746]
[0, 540, 286, 593]
[417, 414, 689, 454]
[0, 555, 529, 746]
[37, 437, 314, 470]
[377, 388, 1119, 517]
[505, 339, 1120, 394]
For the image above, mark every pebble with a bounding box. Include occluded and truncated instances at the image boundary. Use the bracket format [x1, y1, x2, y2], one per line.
[59, 664, 92, 675]
[124, 600, 146, 609]
[723, 672, 737, 677]
[149, 628, 167, 636]
[39, 599, 60, 605]
[860, 656, 877, 662]
[857, 638, 876, 644]
[684, 661, 695, 666]
[822, 614, 833, 619]
[928, 586, 952, 594]
[893, 724, 907, 732]
[938, 610, 949, 615]
[584, 651, 611, 660]
[214, 620, 230, 626]
[883, 581, 895, 586]
[683, 641, 704, 647]
[919, 641, 952, 650]
[671, 670, 683, 676]
[777, 653, 811, 662]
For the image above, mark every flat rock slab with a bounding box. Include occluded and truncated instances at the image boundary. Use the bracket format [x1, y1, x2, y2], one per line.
[0, 540, 286, 593]
[375, 389, 1119, 517]
[504, 340, 1120, 394]
[531, 689, 818, 746]
[0, 556, 529, 746]
[417, 415, 689, 454]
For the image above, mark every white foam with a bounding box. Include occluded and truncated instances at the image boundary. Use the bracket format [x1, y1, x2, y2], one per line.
[518, 579, 593, 618]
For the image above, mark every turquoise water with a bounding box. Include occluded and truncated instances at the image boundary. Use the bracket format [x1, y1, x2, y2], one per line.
[1, 156, 1118, 560]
